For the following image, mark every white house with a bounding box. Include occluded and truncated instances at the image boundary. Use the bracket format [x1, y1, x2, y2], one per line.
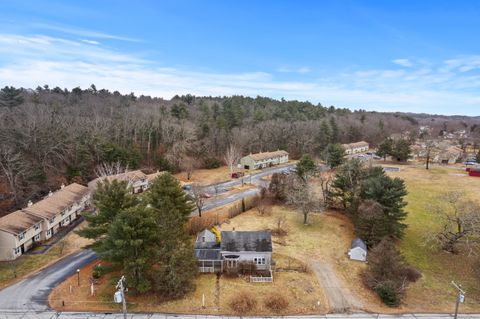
[240, 150, 289, 170]
[348, 238, 367, 262]
[342, 141, 369, 155]
[194, 229, 272, 273]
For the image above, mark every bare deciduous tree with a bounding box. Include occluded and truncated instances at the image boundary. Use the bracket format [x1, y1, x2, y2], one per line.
[0, 145, 27, 206]
[273, 213, 287, 236]
[286, 178, 320, 225]
[224, 144, 241, 173]
[318, 172, 332, 207]
[427, 191, 480, 254]
[190, 183, 206, 217]
[94, 161, 126, 177]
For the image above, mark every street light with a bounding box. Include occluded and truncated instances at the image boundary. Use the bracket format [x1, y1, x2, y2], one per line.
[76, 268, 80, 286]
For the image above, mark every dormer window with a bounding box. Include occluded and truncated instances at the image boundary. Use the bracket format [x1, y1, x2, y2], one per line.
[202, 236, 206, 242]
[18, 232, 26, 240]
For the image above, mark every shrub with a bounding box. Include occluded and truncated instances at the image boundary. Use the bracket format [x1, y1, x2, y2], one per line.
[404, 266, 422, 283]
[92, 270, 101, 279]
[204, 158, 221, 169]
[375, 281, 401, 307]
[264, 292, 289, 313]
[229, 291, 257, 314]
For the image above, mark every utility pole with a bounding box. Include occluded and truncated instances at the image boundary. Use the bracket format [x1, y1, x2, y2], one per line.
[115, 275, 127, 319]
[452, 281, 465, 319]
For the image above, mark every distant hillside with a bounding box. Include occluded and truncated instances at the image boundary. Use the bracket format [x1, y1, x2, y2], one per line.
[0, 85, 479, 214]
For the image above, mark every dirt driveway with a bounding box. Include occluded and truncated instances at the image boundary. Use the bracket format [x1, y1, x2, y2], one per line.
[310, 260, 364, 312]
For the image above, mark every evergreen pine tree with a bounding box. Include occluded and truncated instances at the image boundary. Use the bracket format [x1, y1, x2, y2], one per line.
[78, 179, 137, 241]
[99, 205, 158, 293]
[0, 86, 24, 108]
[295, 154, 316, 181]
[376, 138, 393, 161]
[323, 143, 346, 168]
[144, 173, 197, 297]
[360, 172, 408, 240]
[329, 117, 339, 143]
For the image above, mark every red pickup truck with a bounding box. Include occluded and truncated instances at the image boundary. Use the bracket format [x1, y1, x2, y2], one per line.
[231, 172, 245, 178]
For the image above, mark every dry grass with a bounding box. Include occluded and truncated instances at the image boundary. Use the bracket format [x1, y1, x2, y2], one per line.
[174, 166, 233, 185]
[174, 161, 297, 186]
[0, 221, 93, 289]
[49, 259, 327, 314]
[312, 164, 480, 313]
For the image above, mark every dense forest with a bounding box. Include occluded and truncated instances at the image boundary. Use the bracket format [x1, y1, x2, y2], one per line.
[1, 85, 479, 215]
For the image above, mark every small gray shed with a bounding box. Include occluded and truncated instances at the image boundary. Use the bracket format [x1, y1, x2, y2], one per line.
[348, 238, 367, 262]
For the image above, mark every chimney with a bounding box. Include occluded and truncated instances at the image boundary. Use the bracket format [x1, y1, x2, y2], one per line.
[60, 183, 65, 190]
[48, 191, 53, 197]
[27, 200, 33, 207]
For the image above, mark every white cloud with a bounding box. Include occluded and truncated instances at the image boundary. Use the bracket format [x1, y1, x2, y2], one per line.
[392, 58, 413, 67]
[0, 33, 479, 116]
[277, 66, 311, 74]
[80, 39, 100, 45]
[32, 22, 140, 42]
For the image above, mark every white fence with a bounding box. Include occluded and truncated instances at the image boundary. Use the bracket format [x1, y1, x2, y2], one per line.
[199, 266, 215, 273]
[250, 275, 273, 282]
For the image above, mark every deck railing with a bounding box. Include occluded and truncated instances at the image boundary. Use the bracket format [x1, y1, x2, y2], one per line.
[199, 266, 215, 273]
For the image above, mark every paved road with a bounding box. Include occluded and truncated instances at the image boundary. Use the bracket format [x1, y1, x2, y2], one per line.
[0, 250, 97, 312]
[191, 164, 296, 215]
[0, 311, 479, 318]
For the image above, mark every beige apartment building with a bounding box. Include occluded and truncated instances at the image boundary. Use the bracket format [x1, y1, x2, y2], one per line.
[342, 141, 369, 155]
[240, 150, 289, 170]
[0, 183, 90, 261]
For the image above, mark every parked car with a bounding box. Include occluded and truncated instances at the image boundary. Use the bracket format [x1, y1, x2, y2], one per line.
[182, 185, 192, 191]
[231, 172, 245, 178]
[465, 161, 477, 166]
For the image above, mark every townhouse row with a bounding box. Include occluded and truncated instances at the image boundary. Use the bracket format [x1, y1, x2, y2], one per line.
[0, 170, 164, 261]
[0, 183, 90, 261]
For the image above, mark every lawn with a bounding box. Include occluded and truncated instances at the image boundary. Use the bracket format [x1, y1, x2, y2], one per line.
[386, 165, 480, 312]
[0, 221, 93, 289]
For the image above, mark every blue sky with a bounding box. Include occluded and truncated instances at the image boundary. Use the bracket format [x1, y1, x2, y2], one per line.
[1, 1, 479, 115]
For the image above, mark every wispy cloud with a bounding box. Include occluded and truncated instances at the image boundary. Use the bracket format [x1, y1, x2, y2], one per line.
[0, 33, 479, 115]
[80, 39, 100, 45]
[392, 58, 413, 67]
[277, 66, 312, 74]
[32, 22, 140, 42]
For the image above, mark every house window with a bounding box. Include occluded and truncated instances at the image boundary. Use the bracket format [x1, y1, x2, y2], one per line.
[14, 247, 21, 254]
[34, 234, 40, 241]
[61, 211, 66, 217]
[18, 232, 26, 240]
[46, 229, 51, 236]
[253, 257, 266, 265]
[49, 217, 55, 224]
[34, 224, 40, 231]
[202, 236, 206, 242]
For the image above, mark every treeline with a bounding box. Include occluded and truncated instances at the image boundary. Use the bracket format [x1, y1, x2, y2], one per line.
[0, 84, 466, 214]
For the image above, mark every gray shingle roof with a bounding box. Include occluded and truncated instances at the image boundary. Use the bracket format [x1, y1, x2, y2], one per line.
[194, 248, 221, 260]
[351, 238, 367, 251]
[220, 231, 272, 252]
